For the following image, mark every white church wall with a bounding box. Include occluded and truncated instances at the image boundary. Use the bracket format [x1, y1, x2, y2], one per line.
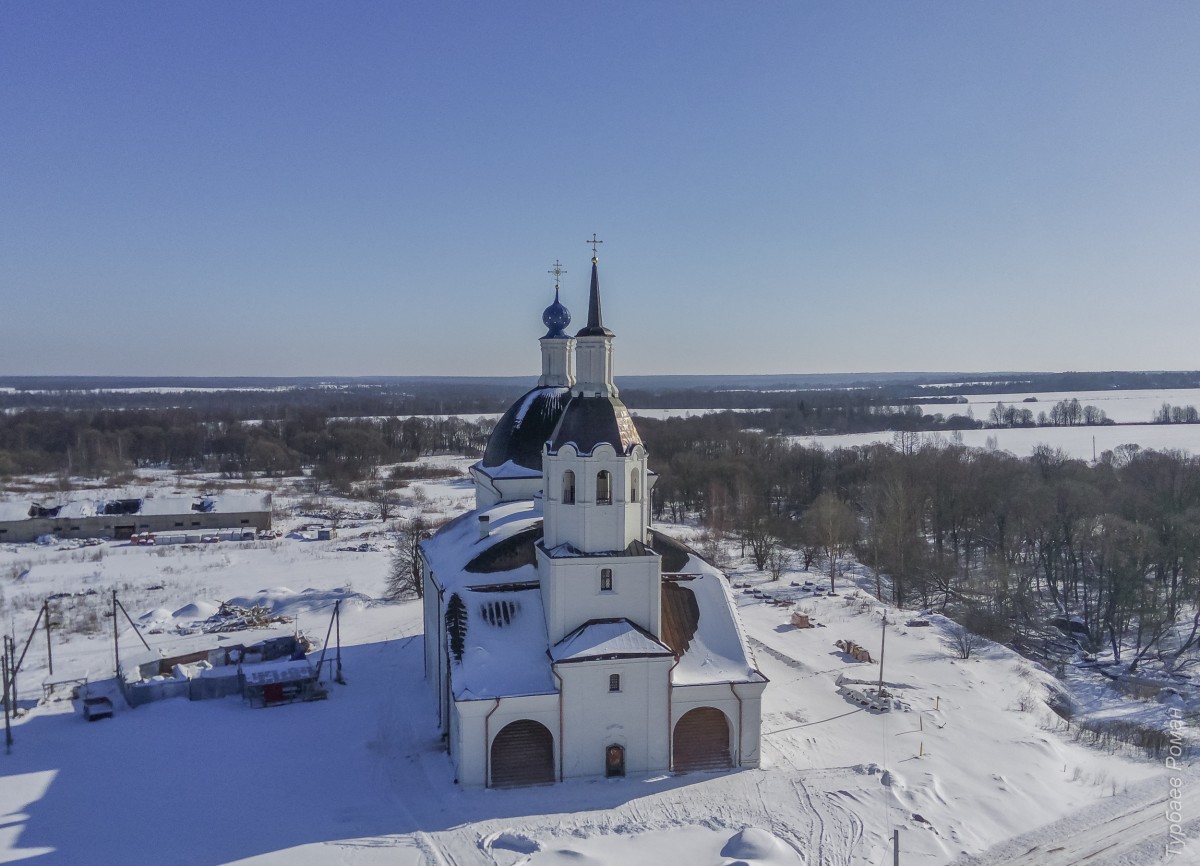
[670, 681, 767, 769]
[732, 681, 766, 769]
[573, 336, 614, 398]
[454, 694, 562, 787]
[557, 656, 672, 778]
[537, 547, 662, 645]
[538, 336, 575, 388]
[543, 443, 648, 554]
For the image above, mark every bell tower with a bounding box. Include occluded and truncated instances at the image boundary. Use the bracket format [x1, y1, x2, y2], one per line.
[537, 240, 660, 645]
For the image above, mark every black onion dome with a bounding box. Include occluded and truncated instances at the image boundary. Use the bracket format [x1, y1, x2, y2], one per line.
[547, 395, 643, 456]
[482, 386, 571, 470]
[541, 287, 571, 338]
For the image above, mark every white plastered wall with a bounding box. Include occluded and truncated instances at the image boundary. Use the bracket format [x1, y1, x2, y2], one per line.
[556, 655, 673, 778]
[670, 680, 767, 769]
[453, 693, 562, 787]
[537, 546, 661, 646]
[542, 443, 649, 554]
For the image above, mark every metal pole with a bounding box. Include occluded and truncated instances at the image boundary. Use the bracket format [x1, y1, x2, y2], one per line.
[878, 611, 887, 696]
[3, 650, 12, 752]
[315, 603, 337, 680]
[893, 828, 899, 865]
[44, 601, 54, 678]
[115, 598, 152, 652]
[112, 590, 120, 678]
[5, 636, 14, 714]
[334, 600, 344, 685]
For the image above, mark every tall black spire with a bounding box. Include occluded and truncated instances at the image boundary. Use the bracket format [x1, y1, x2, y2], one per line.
[576, 246, 614, 338]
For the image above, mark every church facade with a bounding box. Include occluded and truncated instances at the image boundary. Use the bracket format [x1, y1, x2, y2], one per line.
[420, 252, 767, 787]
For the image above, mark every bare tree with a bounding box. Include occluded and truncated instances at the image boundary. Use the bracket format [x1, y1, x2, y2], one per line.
[387, 516, 430, 599]
[766, 545, 792, 582]
[801, 494, 858, 592]
[948, 623, 979, 660]
[373, 485, 397, 523]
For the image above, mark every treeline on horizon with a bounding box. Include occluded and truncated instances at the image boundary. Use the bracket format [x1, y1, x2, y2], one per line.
[2, 369, 1198, 416]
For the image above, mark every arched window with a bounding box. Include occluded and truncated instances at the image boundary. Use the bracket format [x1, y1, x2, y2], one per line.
[600, 568, 613, 592]
[608, 673, 621, 692]
[630, 468, 639, 502]
[596, 470, 612, 505]
[562, 470, 575, 504]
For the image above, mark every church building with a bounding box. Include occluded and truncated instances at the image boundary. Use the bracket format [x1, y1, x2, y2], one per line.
[420, 249, 767, 787]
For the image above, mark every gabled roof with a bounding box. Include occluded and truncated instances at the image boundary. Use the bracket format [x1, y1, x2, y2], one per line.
[551, 618, 673, 664]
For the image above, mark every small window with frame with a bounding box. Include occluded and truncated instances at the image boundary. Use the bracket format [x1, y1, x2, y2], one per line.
[609, 673, 621, 692]
[600, 568, 613, 592]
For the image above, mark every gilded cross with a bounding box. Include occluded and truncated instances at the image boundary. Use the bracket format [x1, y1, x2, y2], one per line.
[586, 233, 604, 257]
[548, 260, 567, 289]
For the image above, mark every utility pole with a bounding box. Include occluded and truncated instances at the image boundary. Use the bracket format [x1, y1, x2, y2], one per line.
[334, 600, 344, 685]
[112, 590, 120, 678]
[4, 636, 14, 715]
[877, 610, 888, 697]
[44, 600, 53, 677]
[3, 645, 12, 753]
[893, 828, 900, 865]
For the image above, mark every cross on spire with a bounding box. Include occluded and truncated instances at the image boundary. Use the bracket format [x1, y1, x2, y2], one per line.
[547, 259, 567, 290]
[586, 233, 603, 262]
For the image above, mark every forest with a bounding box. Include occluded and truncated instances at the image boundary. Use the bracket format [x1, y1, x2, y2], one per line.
[640, 413, 1200, 673]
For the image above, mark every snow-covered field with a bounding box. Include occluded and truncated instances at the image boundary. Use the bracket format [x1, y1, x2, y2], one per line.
[1, 468, 1195, 866]
[799, 424, 1200, 460]
[913, 388, 1200, 425]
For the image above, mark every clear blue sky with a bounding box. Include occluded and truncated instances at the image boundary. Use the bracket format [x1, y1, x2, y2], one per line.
[3, 2, 1198, 377]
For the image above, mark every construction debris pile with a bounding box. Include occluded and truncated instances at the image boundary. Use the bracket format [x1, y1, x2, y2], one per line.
[202, 602, 292, 633]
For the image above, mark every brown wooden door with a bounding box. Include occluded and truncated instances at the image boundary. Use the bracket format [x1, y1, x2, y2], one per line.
[673, 707, 732, 771]
[605, 744, 625, 777]
[490, 720, 555, 787]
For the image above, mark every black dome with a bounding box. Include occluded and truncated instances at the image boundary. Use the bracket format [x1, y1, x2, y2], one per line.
[482, 386, 571, 471]
[547, 395, 643, 456]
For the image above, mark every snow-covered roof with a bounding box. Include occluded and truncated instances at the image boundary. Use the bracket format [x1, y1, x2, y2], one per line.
[551, 618, 673, 663]
[423, 501, 764, 699]
[0, 501, 31, 521]
[139, 492, 271, 516]
[423, 500, 557, 700]
[665, 554, 765, 687]
[242, 658, 315, 686]
[56, 501, 98, 519]
[454, 579, 556, 700]
[472, 459, 542, 480]
[421, 499, 544, 591]
[0, 492, 272, 523]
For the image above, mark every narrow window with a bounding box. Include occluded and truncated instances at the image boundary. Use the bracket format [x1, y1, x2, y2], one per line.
[562, 470, 576, 504]
[630, 468, 639, 502]
[600, 568, 613, 592]
[596, 470, 612, 505]
[609, 673, 621, 692]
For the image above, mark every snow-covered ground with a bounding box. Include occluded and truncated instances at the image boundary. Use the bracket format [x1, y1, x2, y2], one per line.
[798, 424, 1199, 460]
[912, 388, 1200, 425]
[1, 469, 1194, 866]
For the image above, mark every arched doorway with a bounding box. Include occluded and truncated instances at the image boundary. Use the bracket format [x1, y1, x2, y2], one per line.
[490, 720, 555, 787]
[673, 707, 732, 771]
